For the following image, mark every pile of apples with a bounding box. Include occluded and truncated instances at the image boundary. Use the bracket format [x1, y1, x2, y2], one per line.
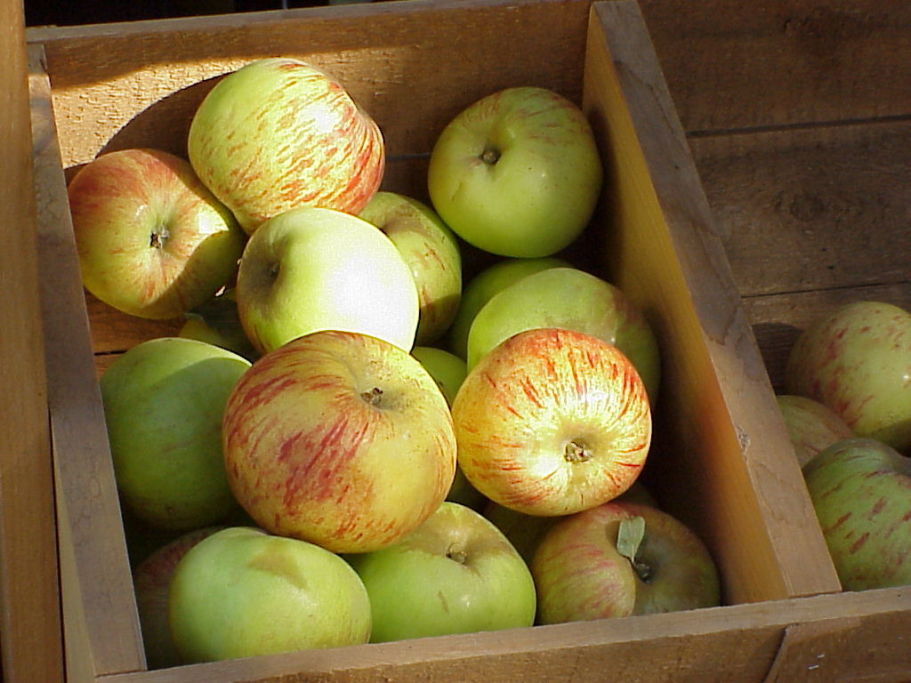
[67, 57, 721, 668]
[776, 300, 911, 592]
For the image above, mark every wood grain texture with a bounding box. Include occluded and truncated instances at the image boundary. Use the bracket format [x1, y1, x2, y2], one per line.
[29, 44, 148, 679]
[0, 0, 64, 680]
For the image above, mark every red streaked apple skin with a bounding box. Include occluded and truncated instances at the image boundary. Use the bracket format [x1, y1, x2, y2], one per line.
[777, 394, 854, 468]
[222, 330, 457, 554]
[785, 301, 911, 452]
[451, 327, 651, 516]
[188, 58, 384, 234]
[68, 148, 245, 320]
[803, 437, 911, 591]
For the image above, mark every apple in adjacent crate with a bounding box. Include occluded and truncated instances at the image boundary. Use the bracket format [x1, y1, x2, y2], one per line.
[446, 256, 569, 360]
[466, 266, 661, 404]
[188, 57, 384, 234]
[67, 148, 246, 320]
[531, 501, 721, 624]
[428, 86, 603, 258]
[452, 327, 651, 517]
[346, 502, 536, 642]
[169, 526, 371, 662]
[359, 191, 462, 345]
[777, 394, 854, 467]
[101, 337, 250, 531]
[223, 330, 457, 554]
[133, 526, 224, 669]
[785, 300, 911, 452]
[803, 437, 911, 591]
[234, 206, 419, 354]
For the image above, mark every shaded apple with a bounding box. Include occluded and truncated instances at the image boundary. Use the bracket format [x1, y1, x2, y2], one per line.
[777, 394, 854, 467]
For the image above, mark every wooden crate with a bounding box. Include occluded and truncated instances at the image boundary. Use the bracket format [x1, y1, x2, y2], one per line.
[18, 0, 910, 680]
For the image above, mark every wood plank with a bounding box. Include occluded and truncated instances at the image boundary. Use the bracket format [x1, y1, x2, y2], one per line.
[690, 120, 911, 298]
[639, 0, 911, 132]
[0, 0, 64, 680]
[585, 0, 839, 602]
[29, 44, 148, 679]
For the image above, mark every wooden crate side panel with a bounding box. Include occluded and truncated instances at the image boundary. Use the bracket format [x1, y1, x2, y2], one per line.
[640, 0, 911, 132]
[29, 45, 148, 679]
[0, 3, 64, 681]
[585, 1, 840, 601]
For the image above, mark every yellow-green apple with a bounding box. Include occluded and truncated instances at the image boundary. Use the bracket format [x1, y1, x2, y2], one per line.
[67, 148, 246, 320]
[234, 206, 419, 354]
[188, 57, 384, 234]
[133, 526, 224, 669]
[100, 337, 250, 531]
[446, 256, 568, 359]
[359, 191, 462, 345]
[222, 330, 457, 554]
[785, 301, 911, 452]
[451, 327, 651, 516]
[346, 502, 535, 642]
[411, 346, 486, 509]
[179, 289, 258, 361]
[168, 526, 371, 662]
[531, 501, 721, 624]
[466, 267, 661, 404]
[803, 437, 911, 591]
[427, 86, 602, 258]
[777, 394, 854, 467]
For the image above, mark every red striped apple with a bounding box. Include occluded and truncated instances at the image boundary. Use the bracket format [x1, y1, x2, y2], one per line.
[67, 148, 245, 320]
[531, 501, 721, 624]
[428, 86, 602, 258]
[777, 394, 854, 467]
[785, 301, 911, 452]
[188, 57, 384, 234]
[451, 327, 651, 516]
[222, 330, 457, 554]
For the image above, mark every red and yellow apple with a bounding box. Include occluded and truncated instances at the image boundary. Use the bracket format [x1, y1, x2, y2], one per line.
[777, 394, 854, 467]
[222, 330, 457, 554]
[451, 327, 651, 517]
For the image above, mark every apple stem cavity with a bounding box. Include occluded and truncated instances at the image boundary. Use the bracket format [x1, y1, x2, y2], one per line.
[564, 440, 593, 464]
[446, 546, 468, 564]
[617, 516, 652, 582]
[480, 147, 501, 166]
[149, 226, 170, 249]
[360, 386, 384, 405]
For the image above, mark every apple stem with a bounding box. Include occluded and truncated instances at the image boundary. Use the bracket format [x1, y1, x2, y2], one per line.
[149, 226, 170, 249]
[446, 547, 468, 564]
[480, 147, 500, 165]
[564, 440, 592, 463]
[360, 387, 383, 405]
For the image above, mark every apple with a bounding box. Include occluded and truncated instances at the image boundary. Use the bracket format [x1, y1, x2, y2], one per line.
[531, 501, 721, 624]
[179, 289, 258, 361]
[133, 526, 224, 669]
[222, 330, 457, 554]
[346, 502, 536, 642]
[234, 206, 419, 354]
[451, 327, 651, 517]
[803, 437, 911, 591]
[785, 300, 911, 452]
[169, 526, 371, 662]
[359, 191, 462, 345]
[67, 148, 246, 320]
[100, 337, 250, 531]
[428, 86, 603, 258]
[466, 266, 661, 404]
[446, 256, 568, 360]
[777, 394, 854, 467]
[188, 57, 384, 234]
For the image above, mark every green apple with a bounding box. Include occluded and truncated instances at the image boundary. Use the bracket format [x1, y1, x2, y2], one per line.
[531, 501, 721, 624]
[803, 437, 911, 591]
[67, 148, 246, 320]
[466, 266, 661, 404]
[235, 206, 420, 354]
[446, 256, 568, 360]
[428, 86, 603, 257]
[169, 526, 371, 662]
[187, 57, 384, 234]
[179, 289, 258, 361]
[785, 300, 911, 452]
[223, 330, 456, 554]
[359, 191, 462, 345]
[777, 394, 854, 467]
[100, 337, 250, 531]
[346, 502, 536, 642]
